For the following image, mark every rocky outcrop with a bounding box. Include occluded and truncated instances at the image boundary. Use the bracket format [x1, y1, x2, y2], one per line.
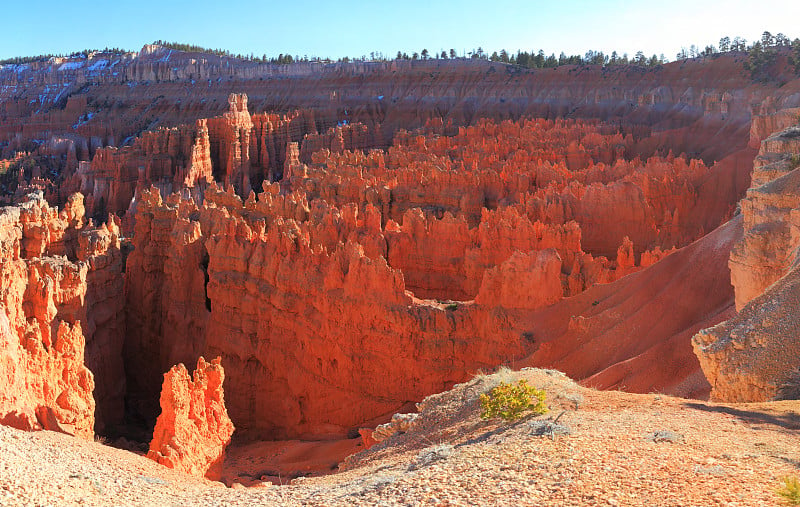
[251, 109, 319, 182]
[693, 266, 800, 402]
[0, 313, 94, 439]
[71, 95, 331, 221]
[749, 104, 800, 149]
[147, 357, 234, 480]
[123, 189, 210, 425]
[299, 122, 383, 165]
[693, 122, 800, 401]
[728, 126, 800, 310]
[293, 118, 732, 260]
[371, 413, 419, 443]
[207, 94, 254, 194]
[0, 193, 125, 437]
[383, 208, 583, 301]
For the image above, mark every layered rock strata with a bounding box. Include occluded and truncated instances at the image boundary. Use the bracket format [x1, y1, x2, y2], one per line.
[73, 95, 368, 223]
[75, 119, 213, 221]
[5, 50, 799, 224]
[1, 50, 790, 170]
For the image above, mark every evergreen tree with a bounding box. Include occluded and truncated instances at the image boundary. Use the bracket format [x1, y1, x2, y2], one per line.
[792, 39, 800, 73]
[745, 40, 779, 80]
[534, 49, 545, 67]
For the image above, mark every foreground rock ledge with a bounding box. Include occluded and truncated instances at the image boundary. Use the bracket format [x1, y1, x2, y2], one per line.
[147, 356, 234, 480]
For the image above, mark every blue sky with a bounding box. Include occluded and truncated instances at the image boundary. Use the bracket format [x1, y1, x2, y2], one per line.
[3, 0, 799, 61]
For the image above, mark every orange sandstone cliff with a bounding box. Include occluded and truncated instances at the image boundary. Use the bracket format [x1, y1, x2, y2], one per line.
[3, 50, 793, 221]
[0, 193, 125, 438]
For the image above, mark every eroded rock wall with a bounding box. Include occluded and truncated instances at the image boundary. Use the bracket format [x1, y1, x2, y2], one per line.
[6, 50, 800, 221]
[728, 126, 800, 310]
[0, 193, 125, 437]
[124, 186, 529, 438]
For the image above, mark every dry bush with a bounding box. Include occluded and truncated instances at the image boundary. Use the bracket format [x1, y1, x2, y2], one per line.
[479, 379, 548, 422]
[778, 476, 800, 505]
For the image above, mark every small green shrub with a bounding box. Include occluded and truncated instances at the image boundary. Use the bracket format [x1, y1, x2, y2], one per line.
[778, 476, 800, 505]
[790, 154, 800, 169]
[479, 379, 548, 422]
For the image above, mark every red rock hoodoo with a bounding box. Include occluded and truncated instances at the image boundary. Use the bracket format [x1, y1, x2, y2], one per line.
[147, 356, 234, 480]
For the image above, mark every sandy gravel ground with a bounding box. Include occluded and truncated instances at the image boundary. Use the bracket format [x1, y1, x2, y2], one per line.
[1, 368, 798, 506]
